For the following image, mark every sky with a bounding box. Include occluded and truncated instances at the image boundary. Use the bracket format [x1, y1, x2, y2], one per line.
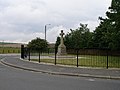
[0, 0, 112, 44]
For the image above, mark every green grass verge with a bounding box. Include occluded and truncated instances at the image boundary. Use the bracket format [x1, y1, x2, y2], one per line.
[31, 55, 120, 68]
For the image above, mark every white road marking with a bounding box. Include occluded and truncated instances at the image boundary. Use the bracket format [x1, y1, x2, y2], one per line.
[88, 79, 95, 82]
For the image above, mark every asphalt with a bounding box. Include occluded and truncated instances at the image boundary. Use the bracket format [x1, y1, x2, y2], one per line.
[1, 56, 120, 79]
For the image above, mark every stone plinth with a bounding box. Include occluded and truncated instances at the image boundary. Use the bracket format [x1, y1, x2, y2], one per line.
[57, 44, 67, 55]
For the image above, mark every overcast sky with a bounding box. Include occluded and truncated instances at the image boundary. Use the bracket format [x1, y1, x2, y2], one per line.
[0, 0, 112, 44]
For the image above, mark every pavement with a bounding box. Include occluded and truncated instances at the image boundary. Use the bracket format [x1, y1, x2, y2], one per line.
[1, 56, 120, 79]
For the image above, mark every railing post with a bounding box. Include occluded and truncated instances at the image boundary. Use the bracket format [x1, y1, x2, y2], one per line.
[28, 48, 30, 61]
[106, 49, 109, 69]
[77, 49, 79, 67]
[39, 50, 41, 63]
[48, 48, 50, 54]
[55, 47, 57, 65]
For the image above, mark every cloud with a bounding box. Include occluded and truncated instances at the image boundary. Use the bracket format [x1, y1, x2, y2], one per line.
[0, 0, 112, 43]
[47, 25, 69, 43]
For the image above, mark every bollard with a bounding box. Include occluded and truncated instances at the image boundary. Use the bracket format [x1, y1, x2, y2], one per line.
[21, 45, 24, 59]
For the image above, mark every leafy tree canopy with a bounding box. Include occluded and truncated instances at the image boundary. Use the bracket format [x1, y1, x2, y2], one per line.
[55, 23, 93, 49]
[55, 0, 120, 50]
[93, 0, 120, 50]
[27, 37, 48, 51]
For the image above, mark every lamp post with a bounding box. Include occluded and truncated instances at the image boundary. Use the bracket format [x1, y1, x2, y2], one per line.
[45, 24, 51, 41]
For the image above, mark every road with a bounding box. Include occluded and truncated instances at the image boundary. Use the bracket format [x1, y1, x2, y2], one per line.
[0, 55, 120, 90]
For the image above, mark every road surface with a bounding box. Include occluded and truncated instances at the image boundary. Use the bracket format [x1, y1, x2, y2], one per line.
[0, 55, 120, 90]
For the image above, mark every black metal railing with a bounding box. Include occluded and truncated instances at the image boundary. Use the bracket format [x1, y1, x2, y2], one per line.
[21, 45, 120, 69]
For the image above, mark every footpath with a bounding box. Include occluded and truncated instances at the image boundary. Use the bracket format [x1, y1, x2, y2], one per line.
[1, 57, 120, 79]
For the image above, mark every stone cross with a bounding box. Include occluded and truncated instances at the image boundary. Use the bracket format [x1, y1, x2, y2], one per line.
[57, 30, 67, 55]
[60, 30, 64, 45]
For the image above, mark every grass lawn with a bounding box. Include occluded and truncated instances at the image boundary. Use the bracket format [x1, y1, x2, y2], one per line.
[31, 54, 120, 68]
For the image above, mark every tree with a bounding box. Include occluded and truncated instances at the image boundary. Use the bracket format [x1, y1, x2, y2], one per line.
[55, 36, 60, 49]
[64, 23, 92, 49]
[27, 38, 48, 51]
[106, 0, 120, 49]
[93, 19, 113, 48]
[107, 0, 120, 30]
[93, 0, 120, 49]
